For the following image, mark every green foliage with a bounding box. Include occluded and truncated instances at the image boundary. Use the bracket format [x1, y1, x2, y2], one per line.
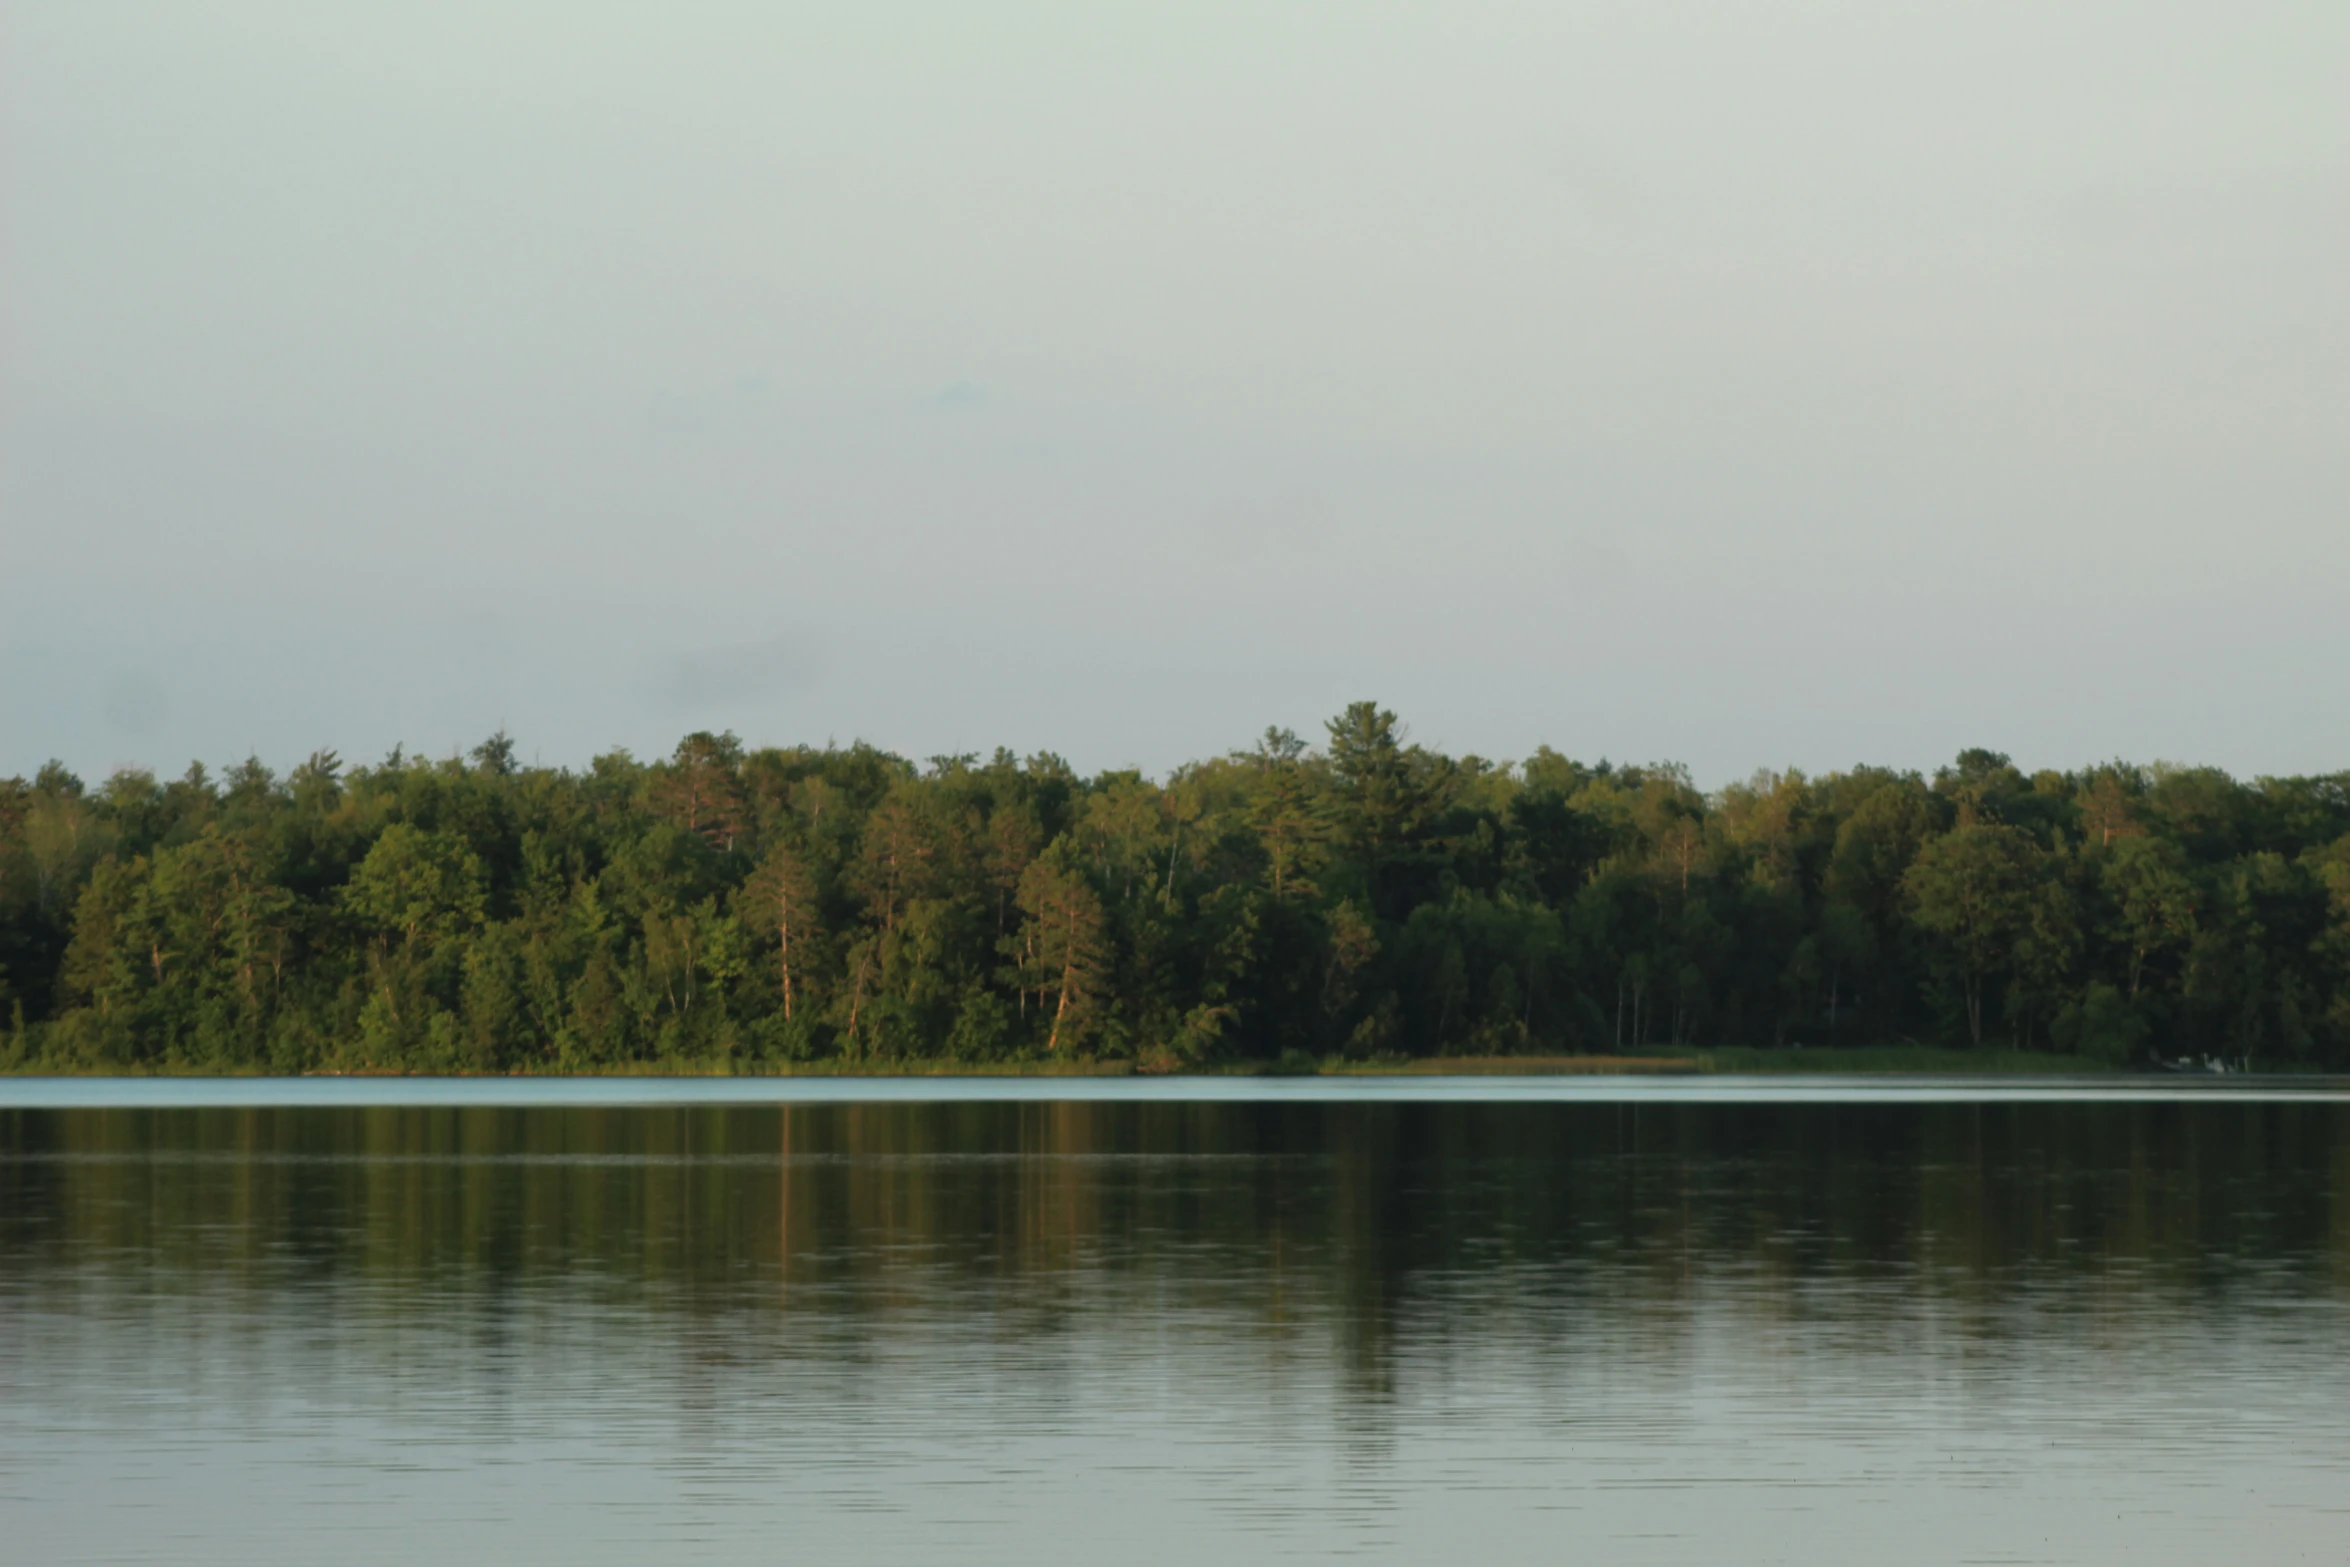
[6, 721, 2350, 1071]
[345, 824, 486, 951]
[1904, 825, 2044, 1047]
[2052, 982, 2147, 1064]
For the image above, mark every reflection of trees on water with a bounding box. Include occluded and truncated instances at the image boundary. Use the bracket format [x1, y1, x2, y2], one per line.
[3, 1103, 2346, 1407]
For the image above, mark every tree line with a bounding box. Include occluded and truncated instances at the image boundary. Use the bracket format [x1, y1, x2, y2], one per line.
[2, 705, 2346, 1072]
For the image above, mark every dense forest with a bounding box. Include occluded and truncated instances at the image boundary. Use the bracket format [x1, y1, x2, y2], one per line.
[3, 705, 2347, 1073]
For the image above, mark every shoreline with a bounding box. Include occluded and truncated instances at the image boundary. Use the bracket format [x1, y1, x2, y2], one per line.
[6, 1045, 2325, 1081]
[7, 1073, 2349, 1112]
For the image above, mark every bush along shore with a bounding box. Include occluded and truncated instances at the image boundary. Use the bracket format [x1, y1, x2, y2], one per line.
[3, 706, 2347, 1075]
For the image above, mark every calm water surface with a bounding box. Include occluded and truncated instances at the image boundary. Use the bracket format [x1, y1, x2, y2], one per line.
[3, 1083, 2346, 1565]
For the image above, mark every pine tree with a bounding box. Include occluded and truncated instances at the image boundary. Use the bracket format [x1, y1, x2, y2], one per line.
[741, 841, 821, 1021]
[1011, 847, 1110, 1053]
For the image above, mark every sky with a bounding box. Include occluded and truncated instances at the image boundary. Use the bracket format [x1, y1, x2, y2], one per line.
[5, 0, 2345, 787]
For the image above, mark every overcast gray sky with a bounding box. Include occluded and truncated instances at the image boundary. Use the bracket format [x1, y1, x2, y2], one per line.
[5, 0, 2344, 785]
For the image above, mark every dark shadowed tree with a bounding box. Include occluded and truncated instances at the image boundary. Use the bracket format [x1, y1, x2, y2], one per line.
[1905, 824, 2042, 1046]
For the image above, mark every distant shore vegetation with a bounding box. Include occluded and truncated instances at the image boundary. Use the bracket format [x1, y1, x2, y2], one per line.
[3, 705, 2348, 1075]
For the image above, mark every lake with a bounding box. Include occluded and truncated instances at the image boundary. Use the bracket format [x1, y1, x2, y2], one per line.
[3, 1080, 2346, 1564]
